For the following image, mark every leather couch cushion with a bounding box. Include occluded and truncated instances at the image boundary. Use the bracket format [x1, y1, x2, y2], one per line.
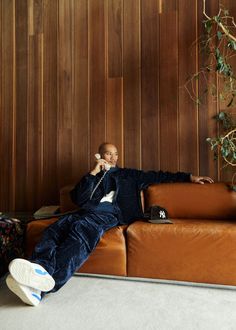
[26, 218, 127, 276]
[78, 225, 127, 276]
[127, 220, 236, 286]
[145, 182, 236, 219]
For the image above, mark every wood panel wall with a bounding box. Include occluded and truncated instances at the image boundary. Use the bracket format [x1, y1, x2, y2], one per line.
[0, 0, 235, 212]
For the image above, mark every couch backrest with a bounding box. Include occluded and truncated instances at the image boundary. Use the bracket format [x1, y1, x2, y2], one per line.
[144, 182, 236, 220]
[60, 184, 78, 213]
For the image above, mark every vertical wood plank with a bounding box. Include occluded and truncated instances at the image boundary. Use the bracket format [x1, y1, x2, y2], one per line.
[42, 0, 58, 204]
[178, 0, 198, 175]
[89, 0, 106, 162]
[108, 0, 122, 78]
[72, 0, 89, 181]
[141, 0, 159, 171]
[57, 0, 73, 188]
[15, 0, 28, 210]
[123, 0, 141, 169]
[107, 0, 123, 165]
[27, 34, 43, 209]
[198, 0, 219, 180]
[159, 0, 179, 172]
[33, 0, 43, 34]
[220, 0, 236, 182]
[0, 0, 14, 211]
[107, 78, 123, 166]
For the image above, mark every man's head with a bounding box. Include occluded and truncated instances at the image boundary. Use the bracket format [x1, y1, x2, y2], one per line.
[98, 143, 118, 167]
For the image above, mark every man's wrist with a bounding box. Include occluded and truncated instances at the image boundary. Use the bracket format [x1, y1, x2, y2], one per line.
[90, 170, 98, 176]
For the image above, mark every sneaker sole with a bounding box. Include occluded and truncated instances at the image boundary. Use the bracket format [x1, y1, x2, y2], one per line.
[6, 275, 41, 306]
[9, 259, 55, 292]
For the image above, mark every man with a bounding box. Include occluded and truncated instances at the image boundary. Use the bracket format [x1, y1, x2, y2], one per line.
[6, 142, 213, 306]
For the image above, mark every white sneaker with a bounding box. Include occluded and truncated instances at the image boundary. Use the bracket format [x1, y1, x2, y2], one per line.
[9, 258, 55, 292]
[6, 274, 42, 306]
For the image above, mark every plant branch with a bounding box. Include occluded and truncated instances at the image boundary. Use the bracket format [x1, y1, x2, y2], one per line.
[203, 0, 236, 43]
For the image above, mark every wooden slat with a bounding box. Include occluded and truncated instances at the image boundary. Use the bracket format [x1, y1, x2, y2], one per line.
[220, 0, 236, 182]
[123, 0, 141, 169]
[178, 0, 198, 175]
[0, 0, 14, 211]
[58, 0, 73, 130]
[27, 34, 43, 210]
[72, 0, 89, 182]
[42, 0, 58, 204]
[108, 0, 123, 78]
[141, 0, 159, 171]
[33, 0, 43, 34]
[57, 0, 73, 188]
[89, 0, 106, 163]
[106, 78, 123, 166]
[15, 0, 28, 210]
[198, 0, 219, 180]
[159, 0, 178, 172]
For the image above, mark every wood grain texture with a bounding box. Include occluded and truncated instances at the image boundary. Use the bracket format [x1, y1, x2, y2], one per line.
[42, 0, 58, 204]
[106, 78, 123, 166]
[0, 0, 14, 210]
[198, 0, 219, 181]
[141, 0, 159, 171]
[108, 0, 123, 78]
[0, 0, 234, 212]
[72, 0, 89, 182]
[15, 0, 28, 210]
[123, 0, 141, 169]
[27, 34, 43, 209]
[178, 0, 198, 174]
[159, 0, 179, 172]
[89, 0, 106, 164]
[57, 0, 73, 188]
[220, 0, 236, 182]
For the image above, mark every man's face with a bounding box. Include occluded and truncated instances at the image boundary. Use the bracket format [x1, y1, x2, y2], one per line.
[101, 144, 118, 167]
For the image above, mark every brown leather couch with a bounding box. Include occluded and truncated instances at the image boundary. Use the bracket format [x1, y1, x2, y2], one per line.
[26, 182, 236, 286]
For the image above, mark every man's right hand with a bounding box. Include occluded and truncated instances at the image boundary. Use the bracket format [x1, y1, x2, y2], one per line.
[90, 159, 109, 176]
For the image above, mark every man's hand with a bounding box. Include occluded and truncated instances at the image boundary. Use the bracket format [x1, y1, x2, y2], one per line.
[90, 159, 109, 176]
[190, 175, 214, 184]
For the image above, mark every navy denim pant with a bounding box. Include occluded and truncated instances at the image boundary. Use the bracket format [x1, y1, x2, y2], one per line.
[30, 211, 119, 292]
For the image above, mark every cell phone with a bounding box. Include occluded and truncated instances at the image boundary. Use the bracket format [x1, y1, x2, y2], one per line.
[94, 153, 111, 171]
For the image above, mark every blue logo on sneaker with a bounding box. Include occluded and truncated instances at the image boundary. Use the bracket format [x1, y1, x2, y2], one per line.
[35, 269, 48, 276]
[32, 293, 42, 301]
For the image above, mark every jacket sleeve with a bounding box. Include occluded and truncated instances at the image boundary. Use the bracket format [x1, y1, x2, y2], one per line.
[130, 169, 191, 190]
[70, 174, 98, 207]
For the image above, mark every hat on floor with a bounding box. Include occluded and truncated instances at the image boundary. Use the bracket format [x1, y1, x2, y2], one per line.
[147, 205, 173, 224]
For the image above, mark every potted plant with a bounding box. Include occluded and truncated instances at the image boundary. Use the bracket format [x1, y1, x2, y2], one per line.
[185, 0, 236, 190]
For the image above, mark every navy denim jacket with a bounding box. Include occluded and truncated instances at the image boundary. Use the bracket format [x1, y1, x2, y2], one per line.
[70, 167, 191, 225]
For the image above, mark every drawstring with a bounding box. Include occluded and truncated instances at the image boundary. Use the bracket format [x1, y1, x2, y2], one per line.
[90, 171, 108, 200]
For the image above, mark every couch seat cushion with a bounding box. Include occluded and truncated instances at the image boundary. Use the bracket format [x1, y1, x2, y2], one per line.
[127, 219, 236, 286]
[26, 218, 127, 276]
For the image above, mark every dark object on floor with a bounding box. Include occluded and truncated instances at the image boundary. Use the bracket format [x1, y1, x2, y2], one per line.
[0, 216, 24, 277]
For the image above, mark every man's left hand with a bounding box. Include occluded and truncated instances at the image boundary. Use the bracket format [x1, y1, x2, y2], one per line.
[190, 175, 214, 184]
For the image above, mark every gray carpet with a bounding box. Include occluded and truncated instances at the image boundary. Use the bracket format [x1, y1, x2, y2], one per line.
[1, 274, 236, 330]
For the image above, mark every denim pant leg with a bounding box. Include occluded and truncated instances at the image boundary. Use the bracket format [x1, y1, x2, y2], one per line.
[31, 211, 119, 293]
[48, 212, 119, 292]
[30, 213, 82, 274]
